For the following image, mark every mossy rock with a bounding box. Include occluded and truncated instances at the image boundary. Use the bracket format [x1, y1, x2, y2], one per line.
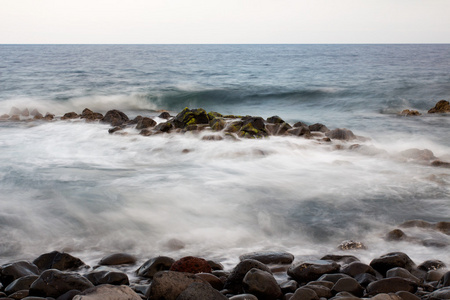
[210, 118, 226, 131]
[173, 108, 209, 129]
[266, 116, 285, 124]
[224, 121, 243, 133]
[238, 123, 268, 139]
[207, 111, 223, 121]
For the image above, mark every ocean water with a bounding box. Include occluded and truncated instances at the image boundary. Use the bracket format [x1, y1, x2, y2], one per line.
[0, 44, 449, 268]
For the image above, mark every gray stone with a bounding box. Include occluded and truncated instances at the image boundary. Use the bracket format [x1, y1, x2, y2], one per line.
[341, 261, 376, 277]
[223, 259, 271, 294]
[136, 256, 175, 278]
[5, 275, 39, 295]
[290, 287, 319, 300]
[369, 252, 416, 276]
[72, 284, 141, 300]
[318, 273, 351, 284]
[239, 251, 294, 265]
[0, 261, 39, 287]
[386, 267, 420, 284]
[98, 253, 137, 266]
[148, 271, 206, 300]
[242, 268, 282, 300]
[176, 282, 228, 300]
[331, 277, 364, 297]
[288, 260, 340, 283]
[366, 277, 418, 296]
[33, 251, 85, 272]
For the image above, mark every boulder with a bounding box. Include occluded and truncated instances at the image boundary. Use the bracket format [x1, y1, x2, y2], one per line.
[223, 259, 272, 294]
[418, 260, 446, 271]
[80, 108, 103, 121]
[242, 268, 282, 300]
[341, 261, 376, 277]
[399, 219, 432, 229]
[239, 251, 294, 265]
[56, 289, 82, 300]
[72, 284, 141, 300]
[326, 128, 356, 140]
[399, 148, 436, 161]
[306, 281, 334, 289]
[136, 256, 175, 278]
[439, 271, 450, 287]
[148, 271, 206, 300]
[84, 266, 129, 286]
[290, 287, 319, 300]
[287, 126, 310, 137]
[354, 272, 378, 287]
[266, 122, 292, 136]
[210, 118, 226, 131]
[29, 269, 94, 298]
[320, 255, 360, 265]
[431, 160, 450, 168]
[309, 123, 330, 132]
[337, 240, 367, 250]
[395, 291, 421, 300]
[98, 253, 136, 266]
[400, 109, 421, 116]
[101, 110, 129, 126]
[280, 280, 299, 294]
[172, 108, 209, 129]
[9, 107, 21, 115]
[366, 277, 418, 296]
[136, 117, 156, 129]
[288, 260, 340, 283]
[301, 284, 332, 298]
[170, 256, 211, 274]
[229, 294, 258, 300]
[0, 261, 39, 287]
[331, 277, 364, 297]
[4, 275, 39, 295]
[61, 112, 79, 120]
[176, 282, 228, 300]
[33, 251, 85, 271]
[423, 287, 450, 300]
[195, 273, 223, 290]
[238, 117, 268, 138]
[435, 221, 450, 234]
[154, 121, 173, 133]
[317, 273, 351, 284]
[386, 229, 407, 241]
[386, 268, 420, 284]
[428, 100, 450, 113]
[369, 252, 416, 276]
[266, 116, 285, 124]
[9, 289, 29, 299]
[158, 111, 171, 119]
[30, 109, 41, 117]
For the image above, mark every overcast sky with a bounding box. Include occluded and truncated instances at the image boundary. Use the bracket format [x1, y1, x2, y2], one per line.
[1, 0, 450, 44]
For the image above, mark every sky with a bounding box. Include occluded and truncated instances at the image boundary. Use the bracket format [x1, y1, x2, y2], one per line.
[1, 0, 450, 44]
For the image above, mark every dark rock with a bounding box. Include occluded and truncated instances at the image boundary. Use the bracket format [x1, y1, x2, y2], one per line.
[421, 286, 450, 300]
[354, 272, 378, 287]
[439, 271, 450, 287]
[176, 282, 228, 300]
[428, 100, 450, 113]
[239, 251, 294, 265]
[5, 275, 39, 295]
[301, 284, 332, 298]
[395, 291, 421, 300]
[293, 121, 308, 128]
[84, 266, 129, 286]
[136, 117, 156, 129]
[431, 160, 450, 168]
[0, 261, 39, 287]
[280, 280, 298, 294]
[136, 256, 175, 279]
[80, 108, 103, 121]
[172, 108, 209, 129]
[33, 113, 44, 120]
[30, 109, 41, 117]
[386, 229, 407, 241]
[266, 116, 285, 124]
[242, 268, 282, 300]
[9, 114, 20, 121]
[0, 114, 9, 119]
[290, 287, 319, 300]
[320, 255, 360, 265]
[170, 256, 211, 274]
[33, 251, 85, 272]
[287, 126, 310, 137]
[341, 261, 376, 277]
[72, 284, 141, 300]
[306, 281, 334, 289]
[108, 126, 123, 134]
[229, 294, 258, 300]
[207, 111, 223, 120]
[195, 273, 223, 290]
[207, 261, 224, 271]
[148, 271, 206, 300]
[56, 289, 81, 300]
[266, 122, 292, 135]
[101, 110, 129, 126]
[9, 107, 21, 115]
[326, 128, 356, 140]
[154, 121, 173, 133]
[422, 238, 448, 247]
[158, 111, 171, 119]
[309, 123, 330, 133]
[288, 260, 340, 283]
[419, 260, 446, 271]
[369, 252, 416, 276]
[318, 273, 351, 284]
[98, 253, 136, 266]
[223, 259, 271, 294]
[9, 289, 29, 299]
[238, 117, 268, 138]
[44, 113, 54, 121]
[399, 219, 432, 229]
[330, 291, 360, 299]
[386, 268, 420, 284]
[210, 118, 226, 131]
[224, 120, 243, 133]
[337, 240, 367, 250]
[435, 221, 450, 235]
[366, 277, 418, 296]
[332, 277, 364, 297]
[61, 112, 79, 120]
[426, 269, 446, 282]
[29, 269, 94, 298]
[400, 109, 421, 116]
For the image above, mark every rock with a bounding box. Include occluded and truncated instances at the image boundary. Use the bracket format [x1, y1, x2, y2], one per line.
[29, 269, 94, 298]
[223, 259, 272, 294]
[400, 109, 421, 116]
[224, 120, 243, 133]
[366, 277, 418, 296]
[422, 238, 448, 247]
[170, 256, 211, 274]
[56, 289, 82, 300]
[306, 281, 334, 289]
[101, 110, 129, 126]
[369, 252, 416, 276]
[354, 272, 378, 287]
[317, 273, 352, 284]
[61, 112, 79, 120]
[330, 291, 360, 299]
[280, 280, 299, 294]
[33, 112, 44, 120]
[325, 128, 356, 140]
[21, 108, 30, 117]
[386, 229, 407, 241]
[9, 114, 20, 121]
[0, 261, 40, 287]
[428, 100, 450, 113]
[238, 117, 268, 138]
[399, 219, 432, 229]
[435, 221, 450, 234]
[202, 134, 224, 141]
[301, 284, 332, 298]
[419, 260, 446, 271]
[44, 113, 54, 121]
[9, 289, 29, 299]
[9, 107, 21, 115]
[108, 126, 123, 134]
[427, 269, 446, 282]
[337, 240, 367, 250]
[439, 271, 450, 287]
[332, 277, 364, 297]
[309, 123, 330, 132]
[287, 126, 310, 137]
[98, 253, 136, 266]
[239, 251, 294, 265]
[136, 256, 175, 278]
[290, 287, 319, 300]
[395, 291, 421, 300]
[84, 266, 129, 285]
[0, 114, 9, 119]
[431, 160, 450, 168]
[72, 284, 141, 300]
[172, 108, 209, 129]
[195, 273, 223, 290]
[242, 268, 282, 300]
[207, 111, 223, 120]
[399, 148, 436, 161]
[386, 268, 421, 284]
[136, 117, 157, 129]
[320, 255, 360, 265]
[5, 275, 39, 295]
[176, 282, 228, 300]
[229, 294, 258, 300]
[265, 122, 292, 135]
[341, 261, 376, 277]
[80, 108, 103, 121]
[154, 121, 173, 133]
[30, 109, 41, 117]
[210, 118, 226, 131]
[158, 111, 171, 119]
[207, 260, 224, 271]
[370, 293, 402, 300]
[423, 286, 450, 300]
[288, 260, 340, 283]
[148, 271, 206, 300]
[33, 251, 85, 271]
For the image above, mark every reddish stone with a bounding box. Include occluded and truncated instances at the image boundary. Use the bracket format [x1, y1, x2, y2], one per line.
[169, 256, 212, 274]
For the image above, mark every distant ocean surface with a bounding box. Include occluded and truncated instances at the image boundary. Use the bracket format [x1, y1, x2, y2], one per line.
[0, 44, 449, 267]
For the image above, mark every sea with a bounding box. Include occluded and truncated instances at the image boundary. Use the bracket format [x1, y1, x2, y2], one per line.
[0, 44, 449, 269]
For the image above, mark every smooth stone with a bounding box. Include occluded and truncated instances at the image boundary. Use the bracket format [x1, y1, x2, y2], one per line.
[56, 289, 81, 300]
[439, 271, 450, 287]
[0, 261, 40, 287]
[176, 282, 228, 300]
[280, 280, 299, 293]
[239, 251, 294, 265]
[320, 255, 360, 265]
[331, 277, 364, 297]
[98, 253, 137, 266]
[354, 272, 378, 287]
[386, 267, 420, 284]
[266, 116, 285, 124]
[229, 294, 258, 300]
[366, 277, 418, 296]
[136, 256, 175, 278]
[369, 252, 416, 276]
[342, 261, 376, 277]
[385, 229, 407, 241]
[72, 284, 141, 300]
[101, 110, 129, 126]
[5, 275, 39, 295]
[242, 268, 282, 300]
[207, 260, 224, 271]
[61, 112, 79, 120]
[290, 287, 319, 300]
[318, 273, 351, 284]
[425, 287, 450, 300]
[325, 128, 356, 140]
[330, 291, 360, 299]
[370, 293, 402, 300]
[84, 267, 129, 286]
[195, 273, 224, 290]
[9, 289, 29, 299]
[223, 259, 271, 294]
[170, 256, 211, 274]
[306, 281, 334, 289]
[301, 284, 332, 298]
[287, 126, 310, 136]
[288, 260, 340, 283]
[33, 251, 85, 271]
[148, 271, 206, 300]
[395, 291, 421, 300]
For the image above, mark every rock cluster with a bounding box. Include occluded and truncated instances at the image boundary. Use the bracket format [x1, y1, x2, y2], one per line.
[398, 99, 450, 116]
[0, 247, 449, 300]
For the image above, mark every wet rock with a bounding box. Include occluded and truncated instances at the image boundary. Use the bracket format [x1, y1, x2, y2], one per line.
[29, 269, 94, 298]
[423, 286, 450, 300]
[290, 287, 319, 300]
[306, 280, 334, 289]
[98, 253, 136, 266]
[223, 259, 272, 294]
[280, 280, 299, 294]
[386, 229, 407, 241]
[80, 108, 103, 121]
[158, 111, 171, 119]
[84, 266, 129, 286]
[30, 109, 41, 117]
[33, 251, 86, 272]
[136, 117, 156, 129]
[0, 261, 40, 287]
[370, 293, 402, 300]
[170, 256, 211, 274]
[439, 271, 450, 287]
[369, 252, 416, 276]
[9, 289, 29, 299]
[419, 260, 446, 271]
[354, 272, 378, 287]
[195, 273, 223, 290]
[4, 275, 39, 295]
[136, 256, 175, 278]
[287, 126, 310, 137]
[400, 109, 421, 116]
[395, 291, 421, 300]
[164, 238, 186, 250]
[427, 269, 446, 282]
[9, 107, 21, 115]
[320, 255, 360, 265]
[341, 261, 376, 277]
[239, 251, 294, 265]
[229, 294, 258, 300]
[207, 111, 223, 120]
[176, 282, 228, 300]
[293, 121, 307, 128]
[211, 118, 226, 131]
[57, 289, 82, 300]
[154, 121, 173, 133]
[266, 122, 292, 135]
[399, 219, 432, 229]
[337, 240, 367, 250]
[72, 284, 141, 300]
[202, 134, 224, 141]
[61, 112, 79, 120]
[301, 284, 332, 298]
[366, 277, 418, 296]
[33, 112, 44, 120]
[148, 271, 206, 300]
[386, 267, 420, 284]
[44, 113, 54, 121]
[238, 117, 268, 138]
[288, 260, 340, 283]
[21, 108, 30, 117]
[435, 221, 450, 235]
[400, 148, 436, 161]
[332, 277, 364, 297]
[172, 107, 209, 129]
[428, 100, 450, 113]
[0, 114, 9, 119]
[431, 160, 450, 168]
[242, 268, 282, 300]
[108, 126, 123, 134]
[9, 114, 20, 121]
[326, 128, 356, 140]
[207, 260, 224, 271]
[309, 123, 330, 133]
[422, 238, 448, 248]
[318, 273, 352, 284]
[101, 110, 129, 126]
